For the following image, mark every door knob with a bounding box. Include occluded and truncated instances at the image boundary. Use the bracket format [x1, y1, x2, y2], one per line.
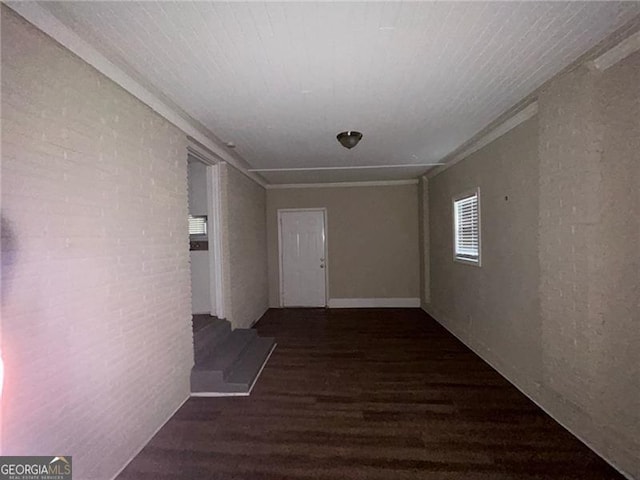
[320, 264, 325, 268]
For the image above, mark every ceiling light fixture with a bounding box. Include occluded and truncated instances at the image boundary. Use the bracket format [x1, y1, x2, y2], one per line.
[336, 131, 363, 149]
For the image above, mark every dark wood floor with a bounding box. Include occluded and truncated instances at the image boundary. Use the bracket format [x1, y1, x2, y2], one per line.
[118, 308, 623, 480]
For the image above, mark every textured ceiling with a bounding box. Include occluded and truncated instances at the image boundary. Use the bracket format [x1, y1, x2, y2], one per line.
[43, 1, 640, 183]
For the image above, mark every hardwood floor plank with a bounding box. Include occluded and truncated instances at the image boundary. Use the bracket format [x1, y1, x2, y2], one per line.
[117, 308, 624, 480]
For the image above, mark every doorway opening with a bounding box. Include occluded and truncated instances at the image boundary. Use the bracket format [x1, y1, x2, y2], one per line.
[187, 149, 224, 320]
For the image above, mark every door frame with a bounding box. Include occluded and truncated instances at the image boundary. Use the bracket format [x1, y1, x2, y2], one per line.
[187, 142, 225, 319]
[206, 163, 225, 319]
[277, 208, 329, 308]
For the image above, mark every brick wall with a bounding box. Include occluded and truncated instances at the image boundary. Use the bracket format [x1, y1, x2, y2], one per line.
[220, 164, 268, 329]
[1, 8, 193, 479]
[538, 51, 640, 477]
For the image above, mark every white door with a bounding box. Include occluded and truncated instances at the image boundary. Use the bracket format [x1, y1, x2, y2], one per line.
[279, 209, 327, 307]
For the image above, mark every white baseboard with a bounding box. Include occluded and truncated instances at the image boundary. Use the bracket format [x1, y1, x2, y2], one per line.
[249, 307, 269, 328]
[190, 391, 250, 398]
[110, 393, 190, 480]
[329, 297, 421, 308]
[420, 305, 635, 480]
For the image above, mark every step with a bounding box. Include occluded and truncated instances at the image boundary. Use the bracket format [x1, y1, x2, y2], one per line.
[226, 336, 276, 386]
[191, 328, 255, 392]
[193, 329, 257, 373]
[193, 318, 232, 363]
[192, 314, 217, 334]
[191, 336, 276, 395]
[190, 366, 225, 390]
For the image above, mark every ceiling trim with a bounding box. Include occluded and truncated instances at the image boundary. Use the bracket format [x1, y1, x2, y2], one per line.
[6, 1, 268, 188]
[589, 29, 640, 71]
[250, 163, 444, 173]
[427, 19, 640, 181]
[266, 179, 418, 189]
[186, 136, 225, 166]
[427, 102, 538, 179]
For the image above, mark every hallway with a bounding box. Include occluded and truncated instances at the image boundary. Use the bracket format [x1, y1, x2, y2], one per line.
[118, 309, 622, 479]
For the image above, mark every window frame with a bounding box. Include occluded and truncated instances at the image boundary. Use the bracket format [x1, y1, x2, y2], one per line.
[452, 187, 481, 267]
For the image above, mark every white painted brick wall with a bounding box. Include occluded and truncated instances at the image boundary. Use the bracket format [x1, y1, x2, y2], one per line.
[538, 54, 640, 477]
[1, 9, 193, 479]
[538, 64, 602, 410]
[220, 164, 268, 329]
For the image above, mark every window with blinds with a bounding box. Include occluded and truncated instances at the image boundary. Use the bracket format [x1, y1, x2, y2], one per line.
[453, 190, 480, 265]
[188, 215, 207, 236]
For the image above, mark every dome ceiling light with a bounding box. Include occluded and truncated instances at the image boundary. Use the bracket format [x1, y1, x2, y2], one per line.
[336, 131, 363, 149]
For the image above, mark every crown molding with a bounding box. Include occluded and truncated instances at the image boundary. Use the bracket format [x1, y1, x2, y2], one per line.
[186, 137, 225, 166]
[266, 179, 418, 189]
[6, 2, 267, 188]
[428, 22, 640, 180]
[427, 102, 538, 179]
[588, 29, 640, 71]
[250, 163, 443, 173]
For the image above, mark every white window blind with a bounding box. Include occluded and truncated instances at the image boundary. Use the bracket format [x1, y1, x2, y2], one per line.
[188, 215, 207, 236]
[454, 191, 480, 264]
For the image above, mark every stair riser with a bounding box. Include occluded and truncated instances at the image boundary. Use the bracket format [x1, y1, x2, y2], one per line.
[190, 369, 224, 392]
[196, 330, 257, 374]
[191, 380, 250, 394]
[191, 338, 275, 394]
[193, 324, 231, 362]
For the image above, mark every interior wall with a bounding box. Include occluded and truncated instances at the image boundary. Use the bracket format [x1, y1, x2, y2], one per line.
[594, 51, 640, 468]
[428, 116, 542, 386]
[425, 50, 639, 478]
[266, 184, 420, 306]
[537, 51, 640, 477]
[188, 159, 208, 216]
[1, 8, 193, 479]
[418, 178, 430, 306]
[220, 164, 268, 328]
[187, 160, 211, 314]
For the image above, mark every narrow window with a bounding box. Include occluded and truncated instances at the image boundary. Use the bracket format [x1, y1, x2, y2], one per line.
[453, 189, 480, 265]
